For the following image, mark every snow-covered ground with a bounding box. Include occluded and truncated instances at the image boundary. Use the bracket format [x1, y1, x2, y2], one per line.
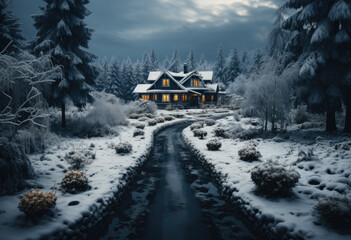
[183, 114, 351, 240]
[0, 108, 231, 240]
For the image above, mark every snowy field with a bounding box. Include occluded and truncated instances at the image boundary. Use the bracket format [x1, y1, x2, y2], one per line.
[183, 114, 351, 240]
[0, 108, 231, 240]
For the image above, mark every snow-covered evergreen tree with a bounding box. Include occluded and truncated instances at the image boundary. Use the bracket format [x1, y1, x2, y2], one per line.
[150, 48, 158, 70]
[168, 50, 182, 72]
[162, 56, 169, 70]
[197, 53, 210, 71]
[214, 44, 225, 83]
[120, 57, 136, 102]
[240, 51, 249, 74]
[250, 49, 263, 74]
[141, 52, 152, 83]
[106, 57, 122, 98]
[283, 0, 351, 132]
[0, 0, 24, 54]
[95, 56, 110, 92]
[134, 60, 143, 84]
[185, 49, 197, 71]
[224, 47, 241, 85]
[32, 0, 98, 127]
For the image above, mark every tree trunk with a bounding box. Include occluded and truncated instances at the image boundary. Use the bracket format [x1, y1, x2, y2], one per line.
[326, 107, 337, 132]
[264, 109, 268, 131]
[344, 104, 351, 133]
[61, 102, 66, 128]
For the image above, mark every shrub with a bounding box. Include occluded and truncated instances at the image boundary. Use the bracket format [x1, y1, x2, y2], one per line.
[193, 129, 207, 139]
[238, 146, 261, 161]
[148, 119, 157, 126]
[190, 122, 204, 130]
[214, 127, 226, 137]
[61, 171, 89, 193]
[138, 116, 149, 122]
[115, 142, 133, 154]
[233, 111, 241, 121]
[135, 123, 145, 129]
[206, 139, 222, 151]
[129, 113, 142, 119]
[137, 101, 158, 114]
[18, 189, 56, 217]
[314, 197, 351, 225]
[133, 129, 145, 137]
[251, 160, 300, 195]
[157, 117, 165, 123]
[200, 104, 209, 109]
[65, 149, 95, 169]
[164, 116, 174, 121]
[295, 148, 319, 163]
[165, 105, 173, 111]
[205, 119, 216, 126]
[293, 105, 309, 124]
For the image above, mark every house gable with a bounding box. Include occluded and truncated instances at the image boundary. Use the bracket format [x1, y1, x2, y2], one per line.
[148, 72, 185, 91]
[181, 71, 206, 88]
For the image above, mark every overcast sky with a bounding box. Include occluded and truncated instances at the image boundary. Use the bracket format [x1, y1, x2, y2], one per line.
[11, 0, 282, 61]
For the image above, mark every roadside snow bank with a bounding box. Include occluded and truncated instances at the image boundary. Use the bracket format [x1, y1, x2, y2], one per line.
[182, 115, 351, 240]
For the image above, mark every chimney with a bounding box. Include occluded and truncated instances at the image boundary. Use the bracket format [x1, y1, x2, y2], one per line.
[183, 63, 188, 74]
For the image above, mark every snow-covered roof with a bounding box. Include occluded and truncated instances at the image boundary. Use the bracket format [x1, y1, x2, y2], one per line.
[205, 84, 218, 93]
[147, 71, 163, 81]
[147, 70, 213, 82]
[147, 90, 188, 93]
[199, 71, 213, 81]
[132, 84, 152, 93]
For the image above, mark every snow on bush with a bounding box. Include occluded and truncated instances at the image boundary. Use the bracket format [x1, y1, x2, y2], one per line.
[251, 160, 300, 195]
[138, 116, 149, 122]
[157, 117, 165, 123]
[193, 129, 207, 139]
[206, 139, 222, 151]
[165, 105, 173, 111]
[64, 149, 95, 170]
[205, 119, 216, 126]
[61, 171, 89, 194]
[164, 116, 174, 121]
[115, 142, 133, 154]
[294, 148, 319, 164]
[136, 100, 157, 114]
[190, 122, 204, 130]
[213, 127, 226, 137]
[314, 197, 351, 225]
[293, 105, 309, 124]
[238, 144, 261, 161]
[129, 113, 142, 119]
[18, 189, 56, 217]
[148, 119, 157, 126]
[135, 123, 145, 129]
[233, 111, 241, 121]
[133, 129, 145, 137]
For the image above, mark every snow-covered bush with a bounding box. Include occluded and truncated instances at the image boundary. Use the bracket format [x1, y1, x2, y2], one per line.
[314, 197, 351, 225]
[233, 111, 241, 121]
[293, 105, 309, 124]
[205, 119, 216, 126]
[226, 123, 244, 139]
[238, 145, 262, 161]
[190, 122, 204, 130]
[135, 123, 145, 129]
[129, 113, 142, 119]
[148, 119, 157, 126]
[137, 100, 158, 114]
[165, 105, 173, 111]
[200, 104, 209, 109]
[157, 117, 165, 123]
[164, 116, 174, 121]
[213, 127, 226, 137]
[133, 129, 144, 137]
[193, 129, 207, 139]
[251, 160, 300, 195]
[18, 189, 56, 217]
[138, 116, 149, 122]
[61, 171, 89, 194]
[0, 137, 34, 196]
[206, 139, 222, 151]
[64, 149, 95, 170]
[115, 142, 133, 154]
[295, 148, 319, 163]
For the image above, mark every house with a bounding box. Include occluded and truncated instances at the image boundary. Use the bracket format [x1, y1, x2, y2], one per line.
[133, 64, 221, 108]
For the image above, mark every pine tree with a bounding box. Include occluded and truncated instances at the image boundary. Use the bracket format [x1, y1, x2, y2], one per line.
[32, 0, 98, 128]
[224, 47, 241, 85]
[214, 44, 225, 83]
[120, 57, 136, 102]
[162, 56, 169, 70]
[197, 53, 207, 70]
[150, 49, 158, 70]
[141, 52, 152, 83]
[168, 50, 182, 72]
[250, 49, 263, 74]
[240, 51, 249, 74]
[283, 0, 351, 132]
[185, 49, 197, 71]
[0, 0, 24, 54]
[134, 60, 143, 84]
[95, 56, 110, 92]
[106, 57, 122, 98]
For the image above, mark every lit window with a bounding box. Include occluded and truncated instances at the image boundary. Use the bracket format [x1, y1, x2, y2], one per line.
[191, 79, 199, 87]
[142, 94, 149, 100]
[173, 94, 179, 101]
[211, 95, 214, 101]
[202, 95, 205, 102]
[153, 94, 157, 101]
[162, 94, 170, 102]
[182, 94, 187, 102]
[163, 79, 170, 87]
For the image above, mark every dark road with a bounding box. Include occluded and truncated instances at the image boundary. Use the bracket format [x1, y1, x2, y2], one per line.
[95, 122, 256, 240]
